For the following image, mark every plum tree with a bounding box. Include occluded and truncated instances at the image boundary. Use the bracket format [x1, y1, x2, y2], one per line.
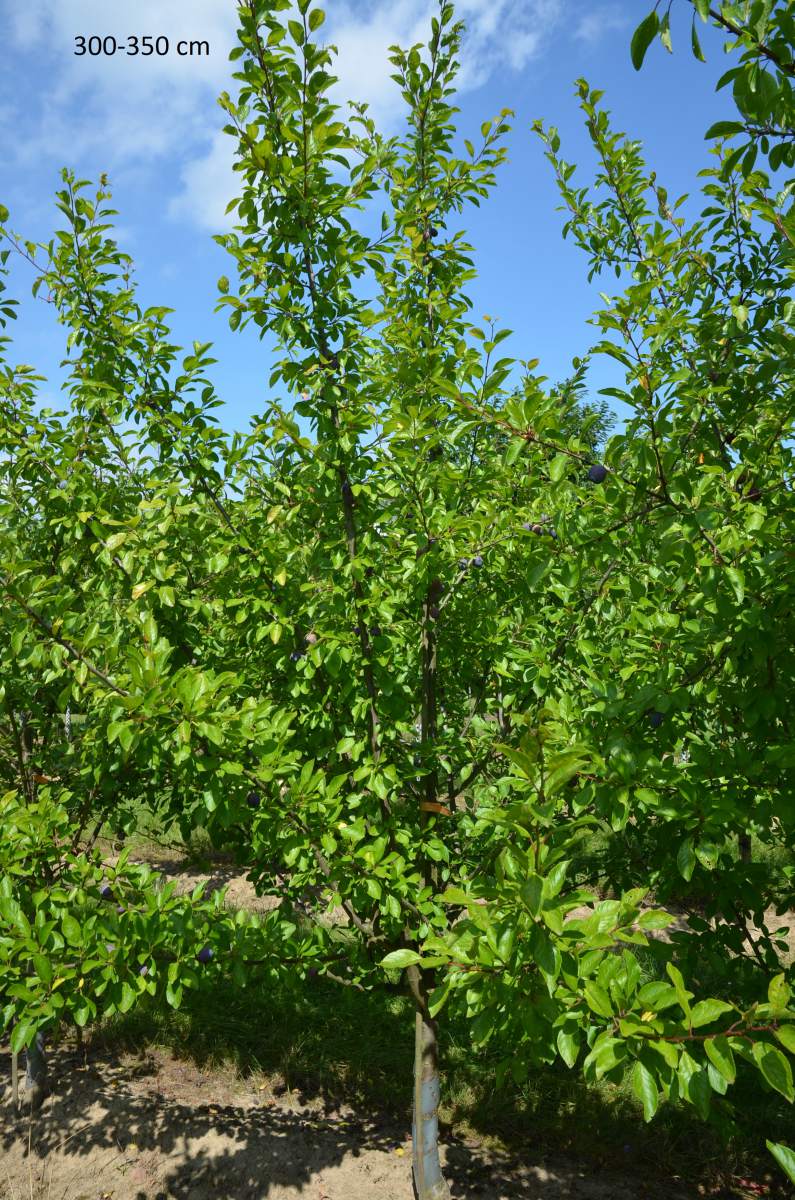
[1, 1, 795, 1195]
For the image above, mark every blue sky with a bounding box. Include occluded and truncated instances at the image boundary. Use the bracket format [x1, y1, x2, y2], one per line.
[0, 0, 730, 437]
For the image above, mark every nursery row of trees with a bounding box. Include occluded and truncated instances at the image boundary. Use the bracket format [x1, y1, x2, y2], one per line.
[2, 0, 795, 1193]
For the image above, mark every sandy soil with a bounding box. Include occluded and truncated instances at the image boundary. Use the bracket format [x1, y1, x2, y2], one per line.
[0, 1042, 692, 1200]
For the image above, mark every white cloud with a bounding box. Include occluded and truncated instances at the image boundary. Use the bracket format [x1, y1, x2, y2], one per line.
[2, 0, 238, 171]
[574, 5, 628, 45]
[326, 0, 562, 122]
[2, 0, 564, 235]
[172, 0, 563, 229]
[168, 130, 239, 233]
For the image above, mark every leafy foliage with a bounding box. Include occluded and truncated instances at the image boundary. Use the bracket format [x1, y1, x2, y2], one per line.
[1, 0, 794, 1192]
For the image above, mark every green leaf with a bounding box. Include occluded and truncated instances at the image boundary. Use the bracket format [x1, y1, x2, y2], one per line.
[556, 1028, 580, 1068]
[548, 453, 568, 482]
[690, 998, 734, 1028]
[586, 1036, 625, 1079]
[380, 949, 421, 969]
[725, 567, 745, 601]
[428, 984, 450, 1018]
[691, 15, 706, 62]
[704, 121, 745, 140]
[660, 11, 672, 53]
[705, 1035, 736, 1084]
[687, 1066, 712, 1119]
[650, 1038, 679, 1069]
[707, 1062, 729, 1095]
[631, 11, 660, 70]
[666, 962, 692, 1020]
[637, 981, 680, 1011]
[775, 1025, 795, 1055]
[769, 974, 791, 1014]
[504, 438, 523, 467]
[752, 1042, 794, 1101]
[632, 1060, 659, 1122]
[10, 1020, 36, 1054]
[308, 9, 325, 32]
[694, 841, 720, 871]
[520, 875, 544, 917]
[530, 925, 560, 979]
[767, 1141, 795, 1184]
[636, 909, 675, 930]
[585, 982, 613, 1018]
[677, 838, 696, 882]
[118, 981, 137, 1013]
[33, 953, 53, 985]
[61, 913, 82, 946]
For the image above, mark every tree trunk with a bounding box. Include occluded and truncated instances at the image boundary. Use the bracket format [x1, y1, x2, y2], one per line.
[410, 576, 450, 1200]
[24, 1030, 48, 1112]
[11, 1029, 48, 1112]
[411, 976, 450, 1200]
[739, 831, 751, 863]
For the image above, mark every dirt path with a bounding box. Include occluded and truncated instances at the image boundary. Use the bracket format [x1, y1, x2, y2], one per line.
[0, 1044, 690, 1200]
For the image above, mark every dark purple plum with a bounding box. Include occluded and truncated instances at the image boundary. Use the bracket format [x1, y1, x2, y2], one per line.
[196, 945, 214, 964]
[588, 464, 608, 484]
[649, 710, 665, 729]
[100, 885, 113, 901]
[246, 791, 261, 809]
[472, 555, 484, 567]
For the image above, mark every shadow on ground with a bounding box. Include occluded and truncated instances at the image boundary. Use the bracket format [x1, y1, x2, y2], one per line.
[0, 1043, 692, 1200]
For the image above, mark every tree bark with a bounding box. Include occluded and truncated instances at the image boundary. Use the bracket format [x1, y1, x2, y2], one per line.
[11, 1030, 49, 1112]
[409, 575, 450, 1200]
[409, 970, 450, 1200]
[24, 1030, 48, 1112]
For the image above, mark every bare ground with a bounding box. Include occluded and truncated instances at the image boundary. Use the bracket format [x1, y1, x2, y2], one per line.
[0, 1042, 694, 1200]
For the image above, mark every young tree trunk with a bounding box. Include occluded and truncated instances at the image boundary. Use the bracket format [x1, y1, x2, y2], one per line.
[11, 1029, 48, 1112]
[739, 831, 752, 863]
[24, 1030, 48, 1112]
[409, 970, 450, 1200]
[409, 580, 450, 1200]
